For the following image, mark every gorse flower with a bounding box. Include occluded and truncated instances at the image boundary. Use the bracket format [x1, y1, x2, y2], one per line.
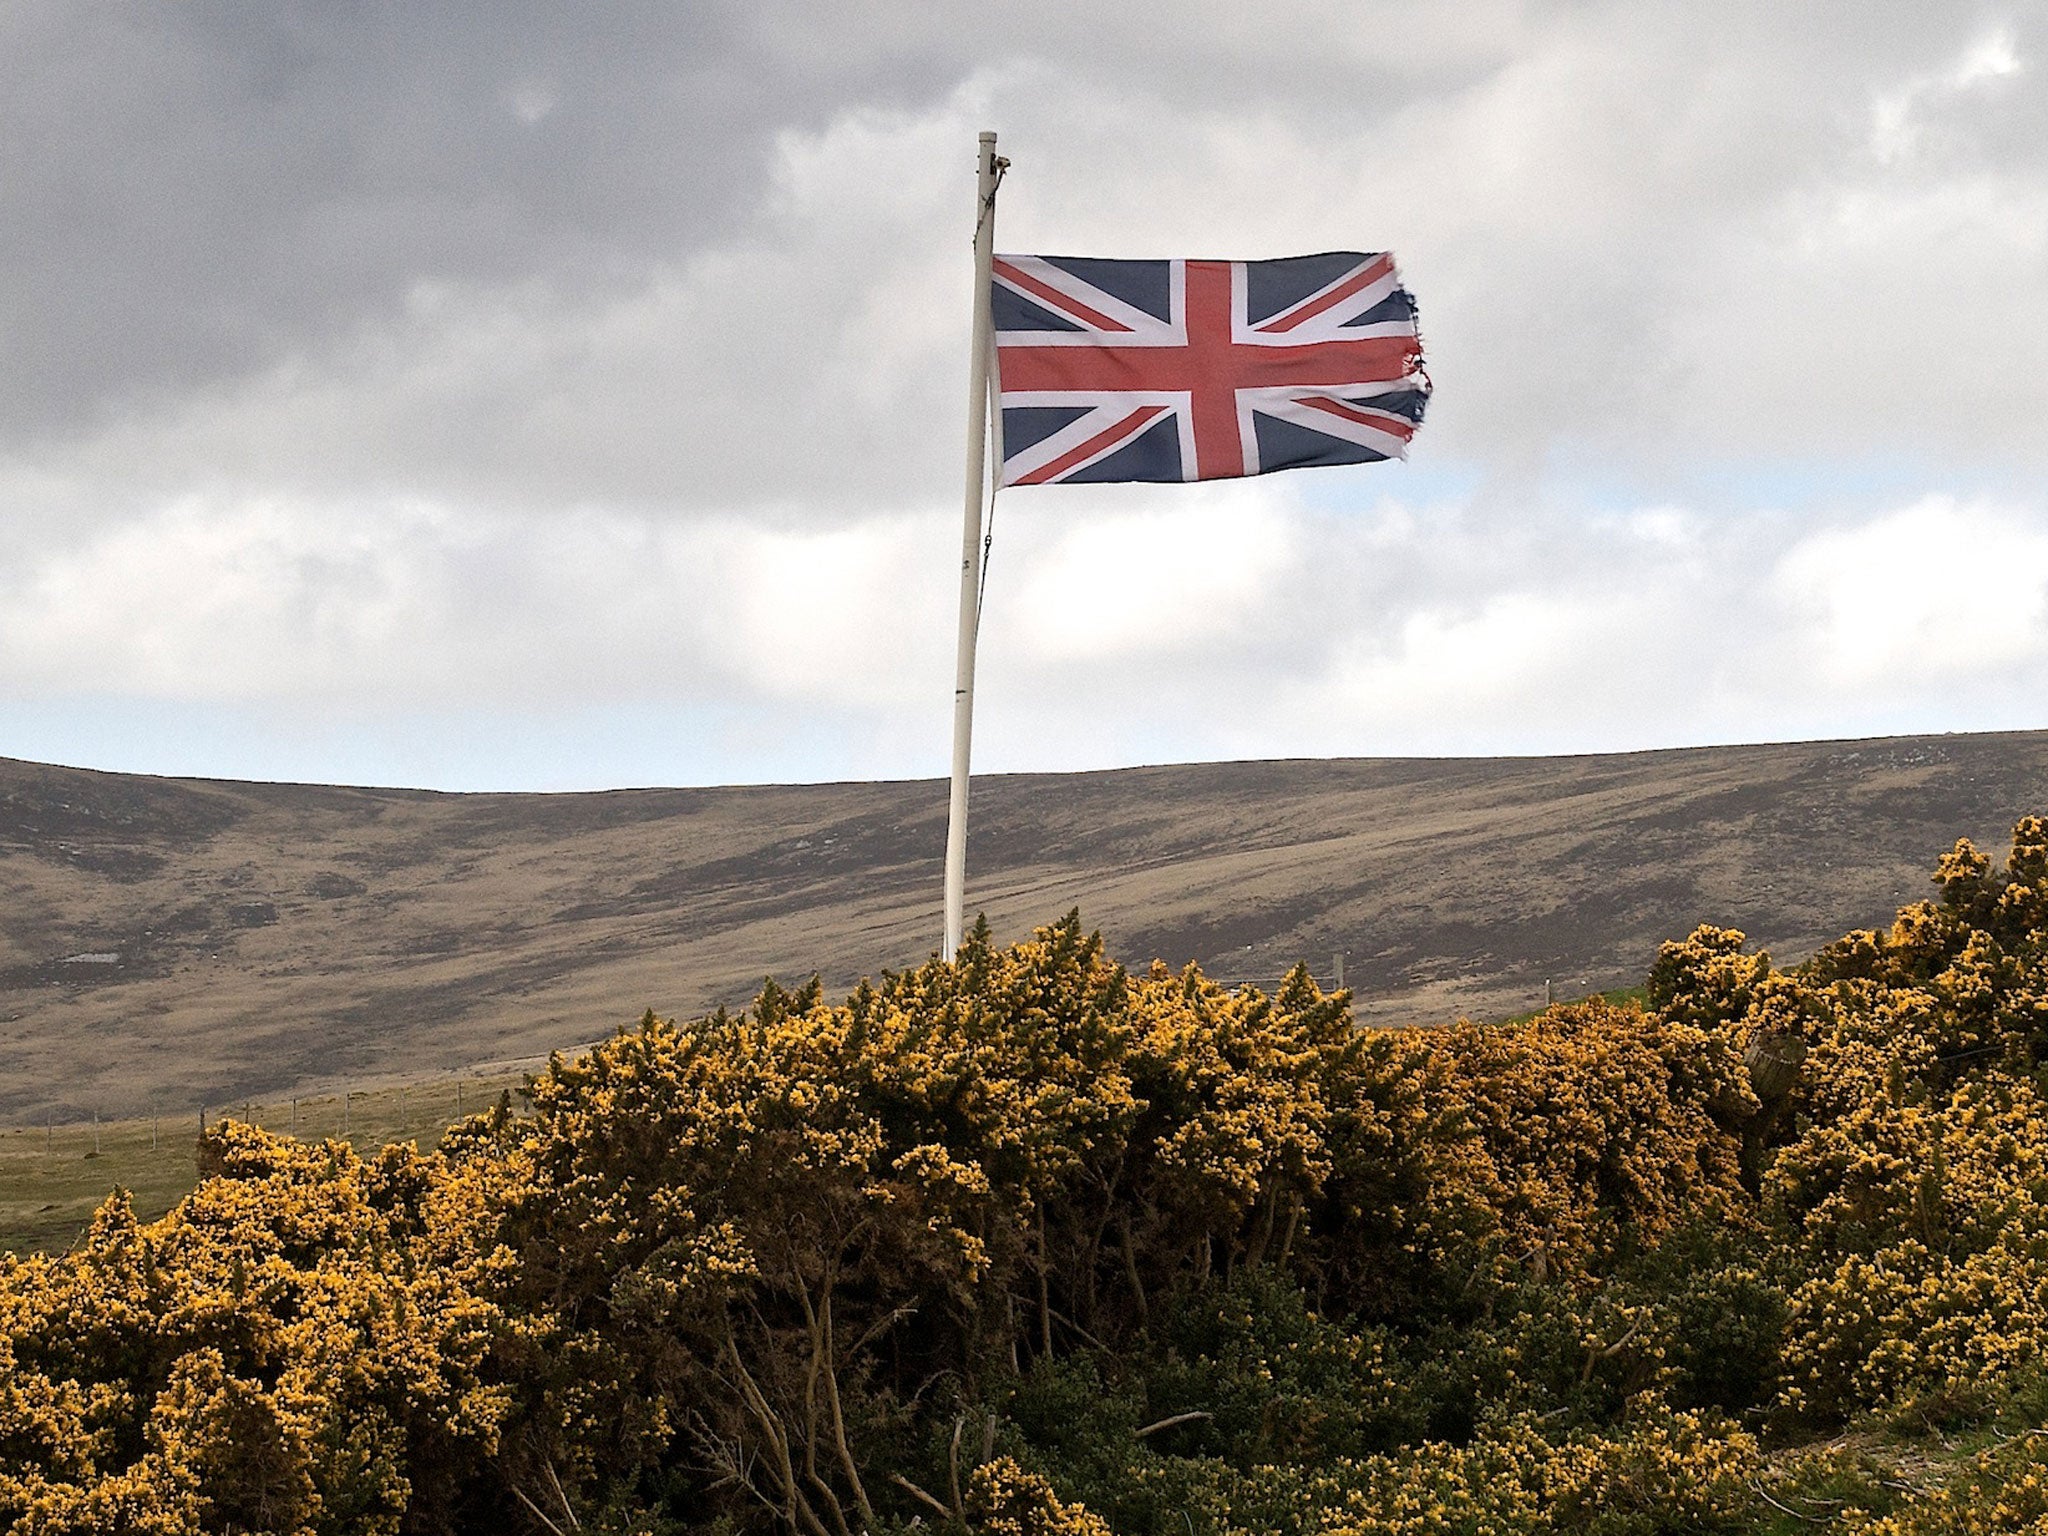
[7, 822, 2048, 1533]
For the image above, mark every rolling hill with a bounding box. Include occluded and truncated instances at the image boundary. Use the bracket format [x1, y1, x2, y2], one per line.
[4, 729, 2047, 1123]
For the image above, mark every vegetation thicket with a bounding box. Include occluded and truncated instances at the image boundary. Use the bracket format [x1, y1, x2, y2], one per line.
[9, 818, 2048, 1534]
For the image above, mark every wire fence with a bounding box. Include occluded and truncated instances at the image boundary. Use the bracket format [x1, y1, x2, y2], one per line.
[2, 1065, 552, 1163]
[1, 1068, 554, 1256]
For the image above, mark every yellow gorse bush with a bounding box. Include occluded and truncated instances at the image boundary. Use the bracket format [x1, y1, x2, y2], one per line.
[1426, 997, 1750, 1274]
[0, 1132, 511, 1535]
[7, 821, 2048, 1532]
[1729, 819, 2048, 1426]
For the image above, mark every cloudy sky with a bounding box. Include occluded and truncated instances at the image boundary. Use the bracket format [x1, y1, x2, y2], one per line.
[3, 2, 2044, 791]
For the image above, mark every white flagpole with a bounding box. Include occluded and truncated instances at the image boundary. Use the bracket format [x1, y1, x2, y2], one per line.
[943, 130, 1000, 961]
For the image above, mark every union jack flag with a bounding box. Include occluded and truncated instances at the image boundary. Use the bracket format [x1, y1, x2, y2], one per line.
[991, 251, 1428, 487]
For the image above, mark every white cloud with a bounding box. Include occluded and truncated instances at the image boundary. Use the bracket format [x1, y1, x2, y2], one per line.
[0, 84, 993, 521]
[1774, 495, 2048, 687]
[1006, 488, 1298, 662]
[501, 79, 559, 126]
[0, 494, 956, 717]
[4, 4, 2048, 789]
[1872, 26, 2024, 164]
[1317, 590, 1653, 734]
[974, 484, 2048, 773]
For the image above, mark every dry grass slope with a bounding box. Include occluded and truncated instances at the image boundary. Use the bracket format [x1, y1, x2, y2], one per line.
[3, 730, 2046, 1123]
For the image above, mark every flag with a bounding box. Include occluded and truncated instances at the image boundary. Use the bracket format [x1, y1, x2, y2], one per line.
[990, 251, 1428, 487]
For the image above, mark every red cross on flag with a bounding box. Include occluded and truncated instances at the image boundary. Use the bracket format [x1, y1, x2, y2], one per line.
[990, 251, 1428, 487]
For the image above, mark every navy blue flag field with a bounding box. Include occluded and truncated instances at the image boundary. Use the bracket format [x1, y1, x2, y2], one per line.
[990, 251, 1428, 487]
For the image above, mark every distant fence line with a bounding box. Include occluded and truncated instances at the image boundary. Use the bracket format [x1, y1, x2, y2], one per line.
[5, 1060, 564, 1146]
[1194, 973, 1344, 992]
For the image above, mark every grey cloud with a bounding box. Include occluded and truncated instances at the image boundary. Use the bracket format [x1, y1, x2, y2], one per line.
[4, 1, 2047, 790]
[0, 1, 883, 443]
[8, 1, 2043, 492]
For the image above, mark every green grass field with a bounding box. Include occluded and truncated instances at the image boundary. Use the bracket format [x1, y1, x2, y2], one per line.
[0, 1074, 530, 1256]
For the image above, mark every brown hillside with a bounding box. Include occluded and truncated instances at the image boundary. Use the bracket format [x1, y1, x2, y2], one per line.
[3, 730, 2046, 1121]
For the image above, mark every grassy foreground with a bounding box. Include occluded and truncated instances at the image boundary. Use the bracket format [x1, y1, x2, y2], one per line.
[0, 1075, 529, 1256]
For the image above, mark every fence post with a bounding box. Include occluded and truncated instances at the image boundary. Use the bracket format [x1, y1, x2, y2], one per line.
[94, 1111, 101, 1155]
